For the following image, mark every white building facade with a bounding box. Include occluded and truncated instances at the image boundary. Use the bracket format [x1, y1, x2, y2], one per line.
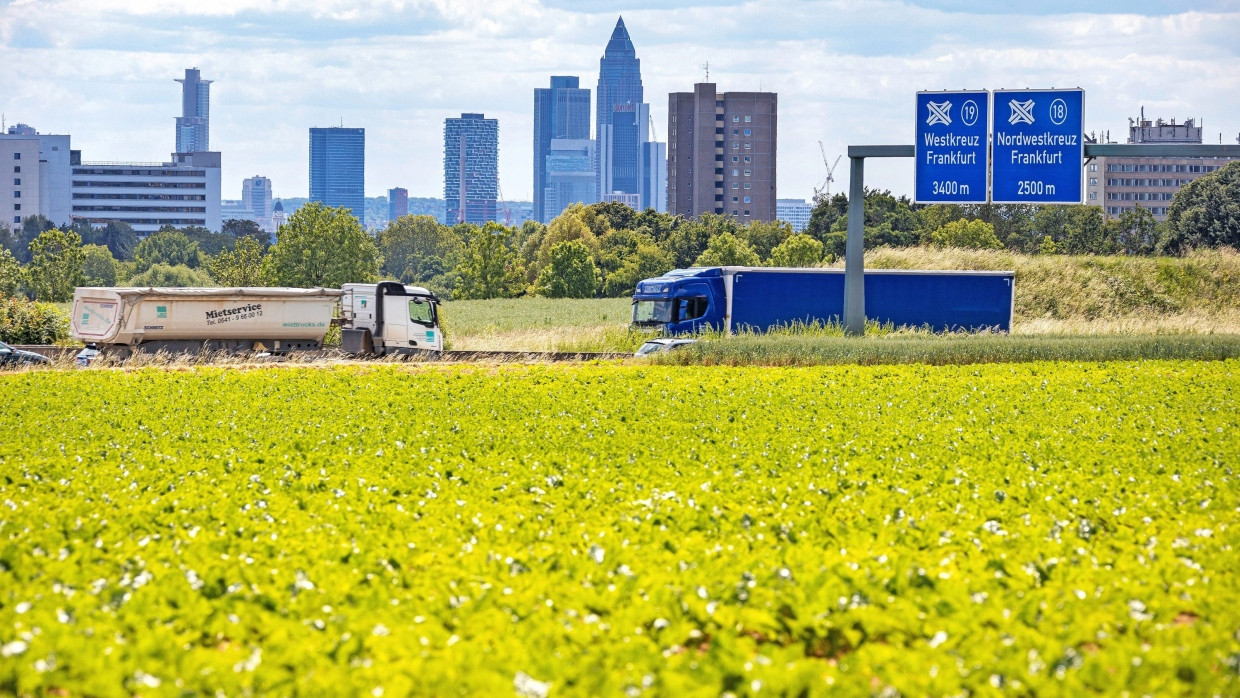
[776, 198, 812, 232]
[70, 151, 221, 234]
[0, 128, 74, 228]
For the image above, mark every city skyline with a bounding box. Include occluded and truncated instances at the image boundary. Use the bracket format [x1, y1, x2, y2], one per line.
[2, 1, 1238, 202]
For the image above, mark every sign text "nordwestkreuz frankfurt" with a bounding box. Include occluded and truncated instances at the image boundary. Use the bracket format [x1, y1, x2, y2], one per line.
[915, 90, 989, 204]
[991, 89, 1084, 204]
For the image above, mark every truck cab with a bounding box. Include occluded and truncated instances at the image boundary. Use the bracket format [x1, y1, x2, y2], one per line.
[340, 282, 443, 355]
[631, 268, 728, 335]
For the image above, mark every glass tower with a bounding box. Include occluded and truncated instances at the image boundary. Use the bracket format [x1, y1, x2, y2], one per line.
[596, 17, 644, 199]
[175, 68, 212, 153]
[534, 76, 591, 223]
[308, 127, 366, 224]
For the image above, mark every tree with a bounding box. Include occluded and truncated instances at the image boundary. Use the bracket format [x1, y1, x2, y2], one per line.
[925, 219, 1004, 249]
[537, 204, 603, 272]
[133, 230, 202, 272]
[664, 213, 740, 269]
[128, 263, 214, 287]
[535, 240, 600, 298]
[378, 214, 462, 283]
[176, 225, 234, 256]
[223, 219, 268, 249]
[207, 236, 267, 286]
[1062, 206, 1119, 255]
[693, 232, 761, 267]
[0, 247, 21, 297]
[97, 221, 138, 261]
[454, 228, 525, 300]
[26, 228, 85, 301]
[768, 234, 824, 267]
[265, 202, 381, 287]
[1116, 205, 1160, 255]
[806, 193, 848, 243]
[1160, 161, 1240, 255]
[742, 219, 792, 260]
[587, 200, 638, 233]
[81, 244, 119, 286]
[14, 215, 55, 263]
[601, 243, 674, 297]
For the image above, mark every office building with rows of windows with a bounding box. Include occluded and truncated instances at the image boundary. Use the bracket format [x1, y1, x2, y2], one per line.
[667, 83, 777, 222]
[534, 76, 591, 223]
[1085, 114, 1237, 221]
[70, 151, 222, 234]
[309, 127, 366, 224]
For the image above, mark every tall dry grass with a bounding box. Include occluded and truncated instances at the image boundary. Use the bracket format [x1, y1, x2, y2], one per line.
[830, 247, 1240, 334]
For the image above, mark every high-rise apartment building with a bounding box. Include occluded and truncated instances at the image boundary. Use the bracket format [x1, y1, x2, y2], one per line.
[175, 68, 212, 153]
[668, 83, 777, 221]
[70, 151, 222, 234]
[596, 18, 643, 203]
[242, 175, 273, 233]
[309, 127, 366, 223]
[443, 113, 498, 226]
[389, 187, 409, 222]
[534, 76, 591, 223]
[0, 126, 74, 228]
[1086, 111, 1237, 221]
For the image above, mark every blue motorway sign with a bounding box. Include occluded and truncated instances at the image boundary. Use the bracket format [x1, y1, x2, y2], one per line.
[991, 89, 1084, 204]
[915, 90, 989, 204]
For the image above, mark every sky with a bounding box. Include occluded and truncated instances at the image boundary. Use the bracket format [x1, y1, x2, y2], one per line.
[2, 0, 1238, 203]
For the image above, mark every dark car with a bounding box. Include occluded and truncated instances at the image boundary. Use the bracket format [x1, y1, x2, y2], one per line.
[75, 344, 100, 367]
[634, 337, 698, 357]
[0, 341, 51, 367]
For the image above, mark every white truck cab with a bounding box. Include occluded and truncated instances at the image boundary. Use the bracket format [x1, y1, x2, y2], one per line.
[340, 282, 442, 355]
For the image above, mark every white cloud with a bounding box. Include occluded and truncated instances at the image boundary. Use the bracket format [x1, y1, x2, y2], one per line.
[1, 1, 1236, 202]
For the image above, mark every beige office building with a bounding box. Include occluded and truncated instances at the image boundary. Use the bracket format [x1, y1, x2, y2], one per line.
[667, 83, 776, 221]
[1086, 114, 1236, 221]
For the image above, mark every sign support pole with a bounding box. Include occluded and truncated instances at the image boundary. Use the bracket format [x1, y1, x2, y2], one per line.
[843, 155, 866, 335]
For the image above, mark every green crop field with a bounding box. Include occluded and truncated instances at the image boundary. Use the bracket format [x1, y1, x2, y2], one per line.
[2, 362, 1238, 696]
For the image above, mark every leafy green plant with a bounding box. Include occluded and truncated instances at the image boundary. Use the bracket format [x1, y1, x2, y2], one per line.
[1, 362, 1238, 695]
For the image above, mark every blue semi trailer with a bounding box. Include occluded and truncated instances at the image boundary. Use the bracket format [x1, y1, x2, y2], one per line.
[631, 267, 1015, 335]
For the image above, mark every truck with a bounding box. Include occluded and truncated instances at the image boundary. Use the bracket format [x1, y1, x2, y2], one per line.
[632, 266, 1015, 334]
[70, 282, 442, 357]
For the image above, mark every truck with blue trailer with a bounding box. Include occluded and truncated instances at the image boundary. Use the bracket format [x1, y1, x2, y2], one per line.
[631, 267, 1015, 335]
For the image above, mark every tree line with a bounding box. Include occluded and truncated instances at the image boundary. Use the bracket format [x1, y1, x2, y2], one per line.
[2, 161, 1237, 303]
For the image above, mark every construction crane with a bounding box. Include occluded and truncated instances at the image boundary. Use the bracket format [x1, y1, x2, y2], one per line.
[496, 177, 513, 227]
[814, 142, 842, 202]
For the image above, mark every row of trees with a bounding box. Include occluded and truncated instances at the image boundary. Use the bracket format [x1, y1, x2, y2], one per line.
[3, 162, 1237, 302]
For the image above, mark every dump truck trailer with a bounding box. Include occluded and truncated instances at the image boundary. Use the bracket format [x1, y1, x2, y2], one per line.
[71, 282, 442, 356]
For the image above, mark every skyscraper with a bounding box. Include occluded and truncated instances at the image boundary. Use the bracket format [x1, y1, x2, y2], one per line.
[534, 76, 591, 223]
[308, 127, 365, 223]
[389, 187, 408, 222]
[543, 139, 596, 222]
[242, 175, 273, 233]
[443, 113, 498, 226]
[175, 68, 212, 153]
[596, 17, 643, 202]
[668, 83, 777, 221]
